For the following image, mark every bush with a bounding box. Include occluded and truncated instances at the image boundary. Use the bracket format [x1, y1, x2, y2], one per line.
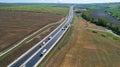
[81, 11, 120, 36]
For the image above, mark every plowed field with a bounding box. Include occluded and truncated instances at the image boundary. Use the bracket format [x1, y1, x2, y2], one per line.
[0, 11, 63, 52]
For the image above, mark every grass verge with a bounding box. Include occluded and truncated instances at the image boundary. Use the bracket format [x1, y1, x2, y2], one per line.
[43, 14, 120, 67]
[38, 14, 77, 67]
[91, 30, 120, 42]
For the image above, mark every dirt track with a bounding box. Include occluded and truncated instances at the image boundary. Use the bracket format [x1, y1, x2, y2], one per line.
[0, 11, 63, 52]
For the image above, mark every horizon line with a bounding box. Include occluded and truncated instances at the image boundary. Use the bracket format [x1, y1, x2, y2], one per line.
[0, 1, 120, 4]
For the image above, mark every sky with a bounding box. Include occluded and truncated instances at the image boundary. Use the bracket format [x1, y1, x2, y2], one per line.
[0, 0, 120, 3]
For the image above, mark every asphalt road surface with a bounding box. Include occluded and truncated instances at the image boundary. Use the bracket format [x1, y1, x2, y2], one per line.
[8, 6, 73, 67]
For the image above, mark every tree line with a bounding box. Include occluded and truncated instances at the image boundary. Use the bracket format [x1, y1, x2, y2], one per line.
[81, 11, 120, 35]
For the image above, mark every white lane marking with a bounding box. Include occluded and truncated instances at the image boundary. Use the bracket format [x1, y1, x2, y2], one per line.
[0, 18, 64, 57]
[20, 25, 62, 67]
[34, 6, 73, 67]
[34, 24, 71, 67]
[8, 6, 73, 67]
[8, 16, 68, 67]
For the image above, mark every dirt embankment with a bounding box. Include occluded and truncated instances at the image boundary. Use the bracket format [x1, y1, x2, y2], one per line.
[45, 16, 120, 67]
[0, 11, 63, 52]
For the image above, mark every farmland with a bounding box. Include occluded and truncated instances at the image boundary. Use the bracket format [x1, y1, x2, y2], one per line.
[106, 5, 120, 21]
[0, 21, 61, 67]
[0, 4, 68, 66]
[89, 9, 120, 25]
[0, 5, 69, 52]
[0, 10, 63, 52]
[78, 3, 120, 25]
[0, 5, 69, 15]
[45, 15, 120, 67]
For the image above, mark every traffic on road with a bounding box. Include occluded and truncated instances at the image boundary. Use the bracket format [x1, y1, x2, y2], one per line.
[8, 6, 73, 67]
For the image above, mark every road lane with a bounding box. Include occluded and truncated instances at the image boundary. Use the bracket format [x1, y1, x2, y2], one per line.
[8, 6, 73, 67]
[25, 27, 64, 67]
[24, 6, 73, 67]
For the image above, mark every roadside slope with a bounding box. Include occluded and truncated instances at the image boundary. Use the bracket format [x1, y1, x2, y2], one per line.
[45, 15, 120, 67]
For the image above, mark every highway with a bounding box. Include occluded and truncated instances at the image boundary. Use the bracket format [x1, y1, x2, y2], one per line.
[8, 6, 73, 67]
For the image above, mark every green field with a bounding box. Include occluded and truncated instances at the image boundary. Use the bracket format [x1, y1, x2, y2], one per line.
[106, 5, 120, 20]
[0, 5, 68, 15]
[96, 31, 120, 42]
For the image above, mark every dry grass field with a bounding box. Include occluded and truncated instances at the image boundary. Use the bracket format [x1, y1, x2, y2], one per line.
[0, 11, 63, 52]
[0, 23, 60, 67]
[45, 16, 120, 67]
[0, 5, 68, 67]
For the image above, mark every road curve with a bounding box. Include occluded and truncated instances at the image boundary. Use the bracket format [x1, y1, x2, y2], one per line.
[8, 6, 73, 67]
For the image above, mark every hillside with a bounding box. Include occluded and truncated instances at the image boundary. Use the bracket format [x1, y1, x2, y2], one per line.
[44, 15, 120, 67]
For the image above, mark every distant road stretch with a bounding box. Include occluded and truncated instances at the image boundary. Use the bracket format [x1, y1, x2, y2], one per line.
[8, 6, 73, 67]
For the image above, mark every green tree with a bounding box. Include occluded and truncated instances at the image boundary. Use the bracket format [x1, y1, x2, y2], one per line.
[97, 18, 107, 27]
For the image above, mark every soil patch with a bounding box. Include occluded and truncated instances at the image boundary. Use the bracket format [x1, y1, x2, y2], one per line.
[0, 22, 60, 67]
[0, 10, 63, 52]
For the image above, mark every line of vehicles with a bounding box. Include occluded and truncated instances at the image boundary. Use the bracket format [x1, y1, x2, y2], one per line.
[62, 24, 70, 30]
[39, 24, 70, 57]
[8, 6, 73, 67]
[39, 36, 52, 48]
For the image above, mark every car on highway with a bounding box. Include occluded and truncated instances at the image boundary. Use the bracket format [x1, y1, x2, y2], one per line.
[40, 36, 52, 47]
[64, 24, 69, 29]
[62, 27, 65, 30]
[39, 41, 45, 47]
[62, 24, 70, 31]
[48, 36, 52, 40]
[40, 49, 47, 57]
[43, 41, 46, 45]
[39, 43, 43, 48]
[64, 25, 68, 28]
[44, 39, 48, 43]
